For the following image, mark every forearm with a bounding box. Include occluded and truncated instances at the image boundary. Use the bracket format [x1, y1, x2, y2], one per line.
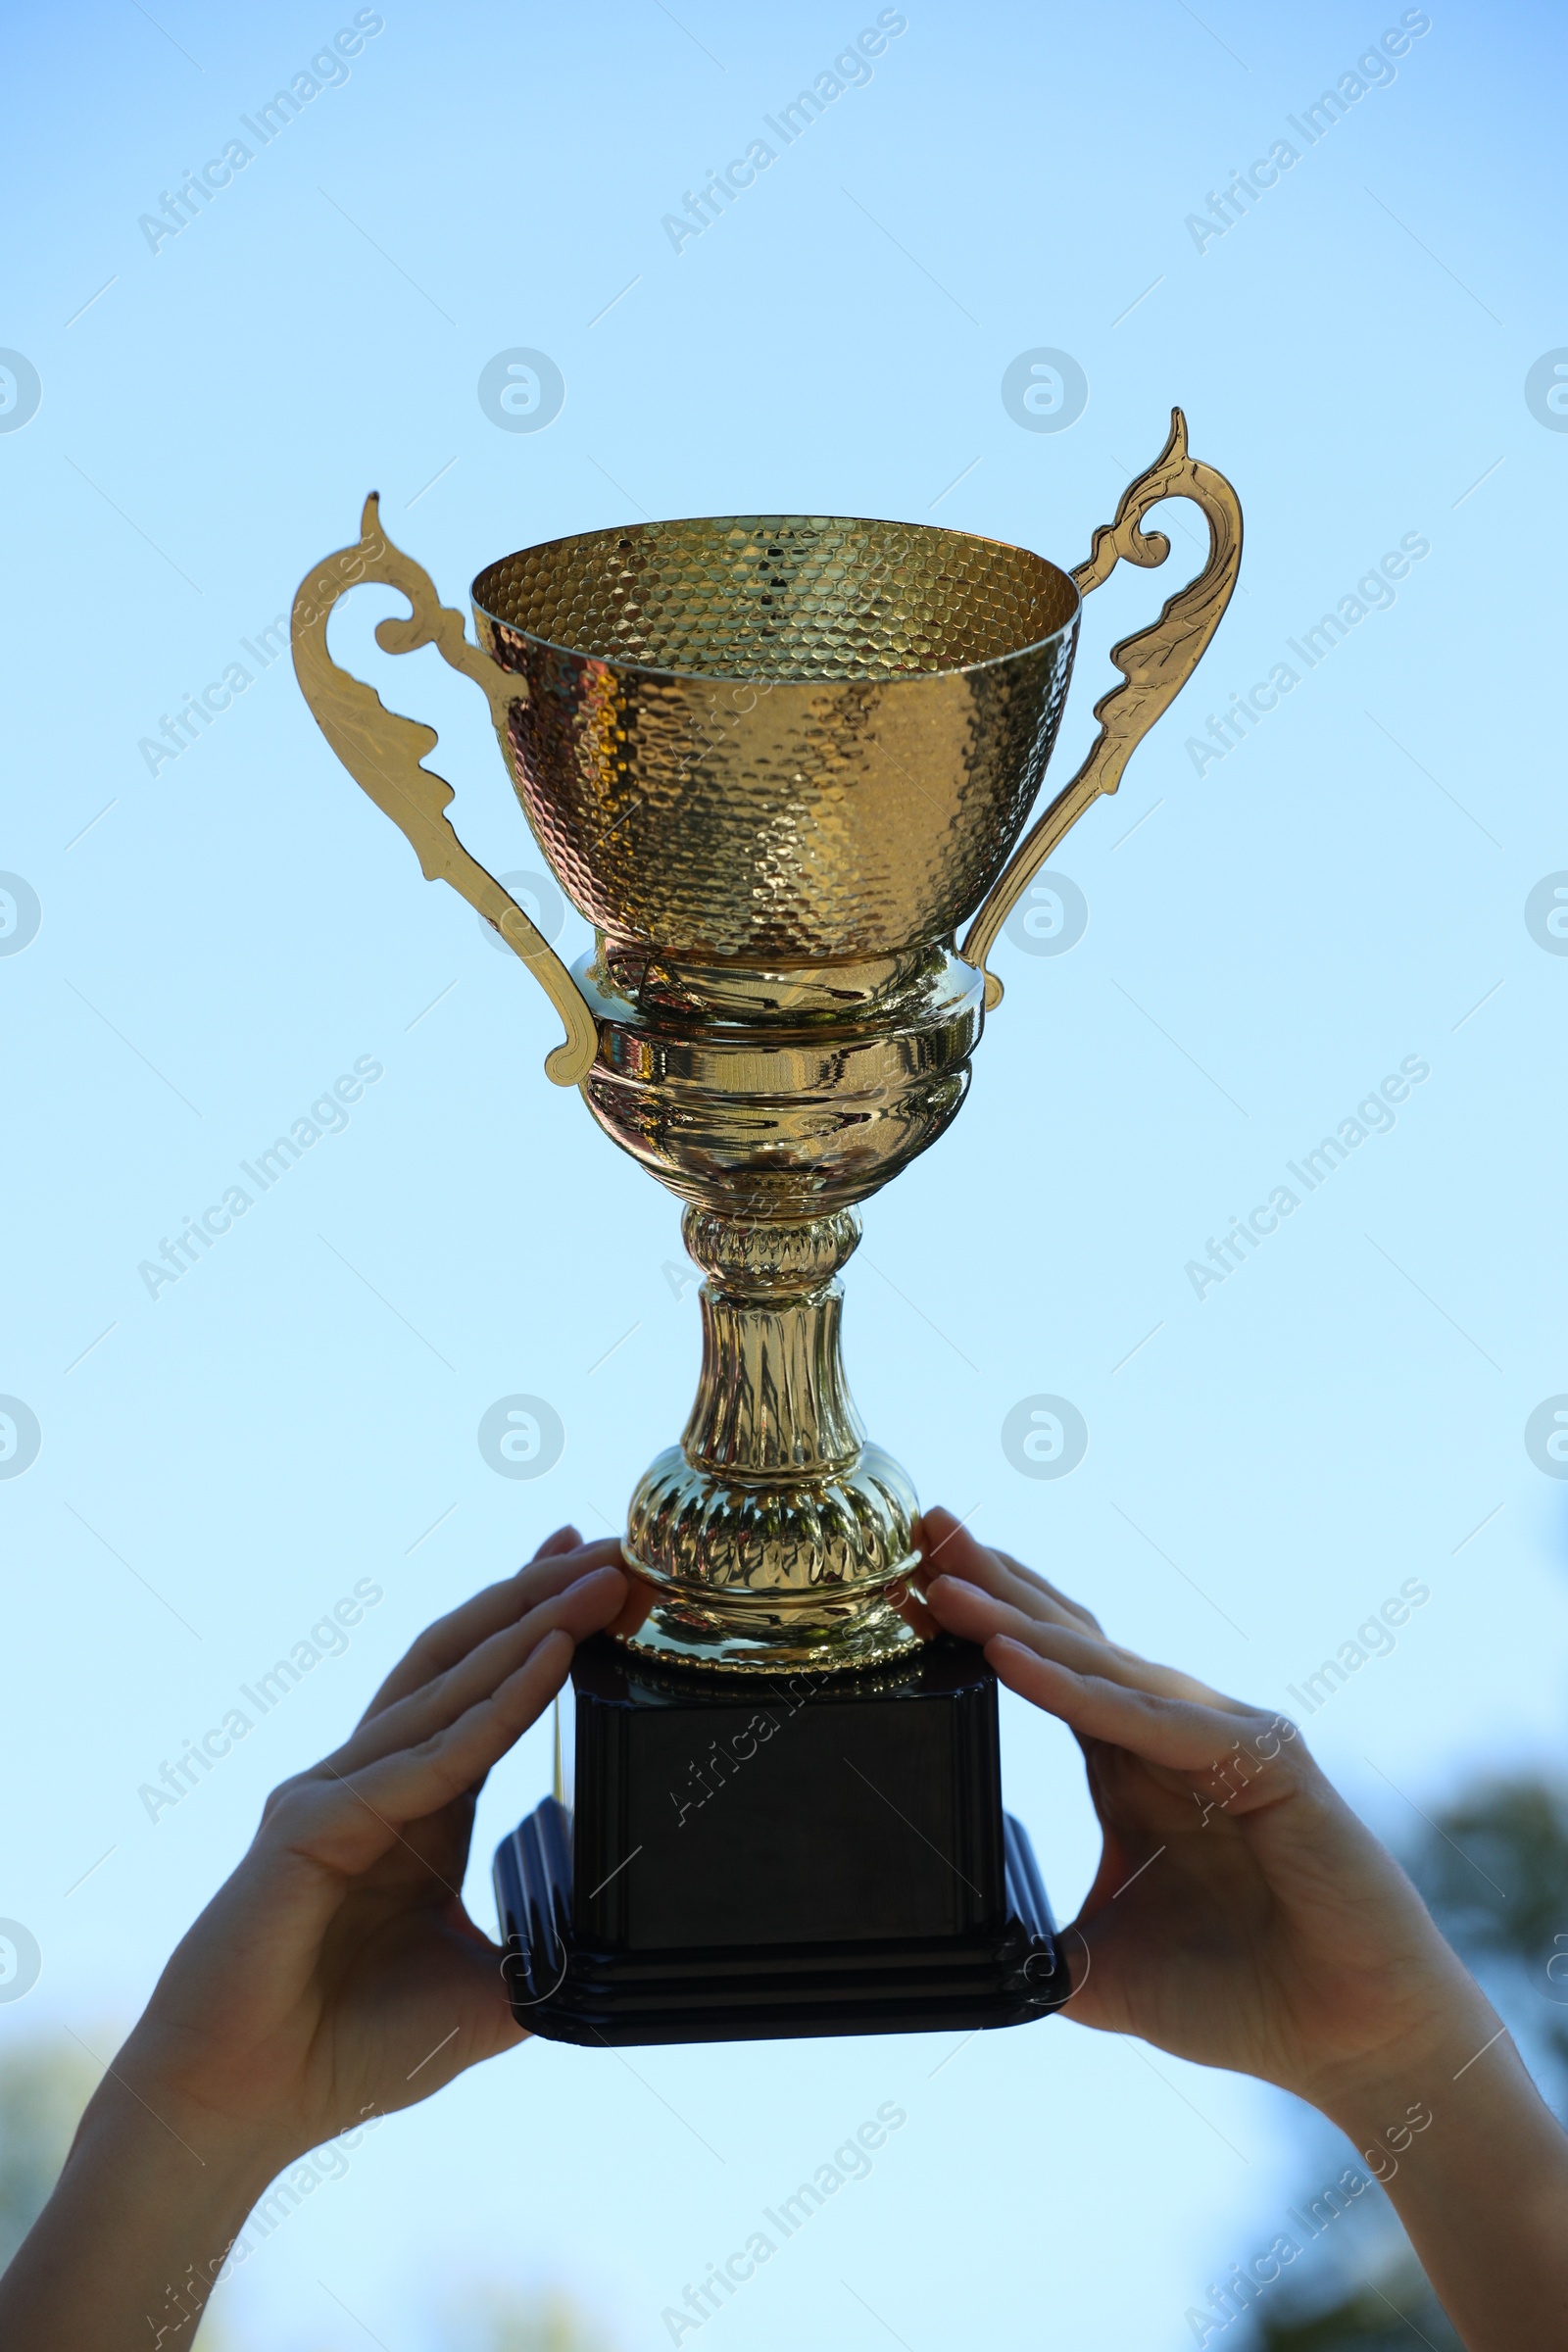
[1321, 2009, 1568, 2352]
[0, 2075, 282, 2352]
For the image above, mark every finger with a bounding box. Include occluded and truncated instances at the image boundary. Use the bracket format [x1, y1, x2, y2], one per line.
[922, 1576, 1135, 1688]
[924, 1576, 1144, 1684]
[895, 1577, 939, 1644]
[918, 1513, 1096, 1633]
[360, 1539, 624, 1720]
[987, 1635, 1291, 1783]
[920, 1507, 1088, 1614]
[925, 1573, 1100, 1664]
[255, 1630, 579, 1902]
[532, 1524, 584, 1559]
[326, 1567, 625, 1778]
[341, 1630, 578, 1843]
[926, 1576, 1240, 1713]
[990, 1546, 1104, 1636]
[606, 1566, 656, 1642]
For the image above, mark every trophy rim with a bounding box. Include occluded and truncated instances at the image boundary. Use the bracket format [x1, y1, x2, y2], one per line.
[470, 510, 1082, 690]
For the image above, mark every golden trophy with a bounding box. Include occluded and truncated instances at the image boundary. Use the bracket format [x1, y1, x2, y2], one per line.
[293, 412, 1241, 2043]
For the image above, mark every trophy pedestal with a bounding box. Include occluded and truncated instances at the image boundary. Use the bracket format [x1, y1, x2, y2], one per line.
[297, 438, 1245, 2055]
[492, 1635, 1069, 2046]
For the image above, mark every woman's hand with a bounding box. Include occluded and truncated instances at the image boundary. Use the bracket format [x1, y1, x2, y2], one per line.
[917, 1508, 1489, 2116]
[918, 1509, 1568, 2351]
[0, 1531, 627, 2348]
[113, 1528, 627, 2177]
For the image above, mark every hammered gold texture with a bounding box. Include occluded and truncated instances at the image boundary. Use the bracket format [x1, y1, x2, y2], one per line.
[293, 421, 1243, 1669]
[471, 516, 1079, 960]
[473, 515, 1076, 678]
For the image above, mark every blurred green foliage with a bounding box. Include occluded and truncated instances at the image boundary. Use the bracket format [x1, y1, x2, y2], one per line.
[441, 2283, 617, 2350]
[8, 1773, 1565, 2349]
[0, 2032, 614, 2348]
[0, 2034, 231, 2346]
[0, 2034, 101, 2276]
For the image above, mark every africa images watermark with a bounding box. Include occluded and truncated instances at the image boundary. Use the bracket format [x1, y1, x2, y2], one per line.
[1184, 10, 1432, 255]
[148, 2102, 389, 2342]
[1184, 532, 1431, 778]
[1184, 1054, 1430, 1300]
[667, 1669, 830, 1829]
[1192, 1714, 1298, 1831]
[660, 2102, 908, 2342]
[0, 1919, 43, 2004]
[137, 1578, 384, 1823]
[1284, 1577, 1432, 1718]
[139, 524, 391, 778]
[137, 1055, 383, 1300]
[137, 615, 291, 776]
[662, 11, 907, 253]
[0, 873, 41, 956]
[1184, 2105, 1434, 2344]
[136, 12, 385, 253]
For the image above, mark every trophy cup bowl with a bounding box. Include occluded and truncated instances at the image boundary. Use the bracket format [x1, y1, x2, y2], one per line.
[292, 410, 1242, 2041]
[475, 509, 1087, 1673]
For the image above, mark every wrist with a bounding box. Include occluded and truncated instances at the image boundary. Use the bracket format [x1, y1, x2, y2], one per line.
[1276, 1896, 1494, 2130]
[74, 2061, 292, 2233]
[1305, 1996, 1568, 2352]
[101, 2011, 311, 2183]
[0, 2066, 289, 2351]
[1309, 1973, 1505, 2149]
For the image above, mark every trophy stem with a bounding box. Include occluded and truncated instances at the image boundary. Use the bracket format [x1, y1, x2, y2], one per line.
[620, 1206, 924, 1673]
[681, 1208, 864, 1479]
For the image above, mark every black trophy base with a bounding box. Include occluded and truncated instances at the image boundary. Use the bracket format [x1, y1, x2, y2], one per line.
[493, 1634, 1069, 2047]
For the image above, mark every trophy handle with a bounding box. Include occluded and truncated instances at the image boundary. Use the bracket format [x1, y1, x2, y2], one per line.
[959, 408, 1242, 1008]
[290, 493, 600, 1088]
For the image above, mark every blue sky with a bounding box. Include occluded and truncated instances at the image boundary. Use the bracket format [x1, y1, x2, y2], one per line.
[3, 2, 1565, 2345]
